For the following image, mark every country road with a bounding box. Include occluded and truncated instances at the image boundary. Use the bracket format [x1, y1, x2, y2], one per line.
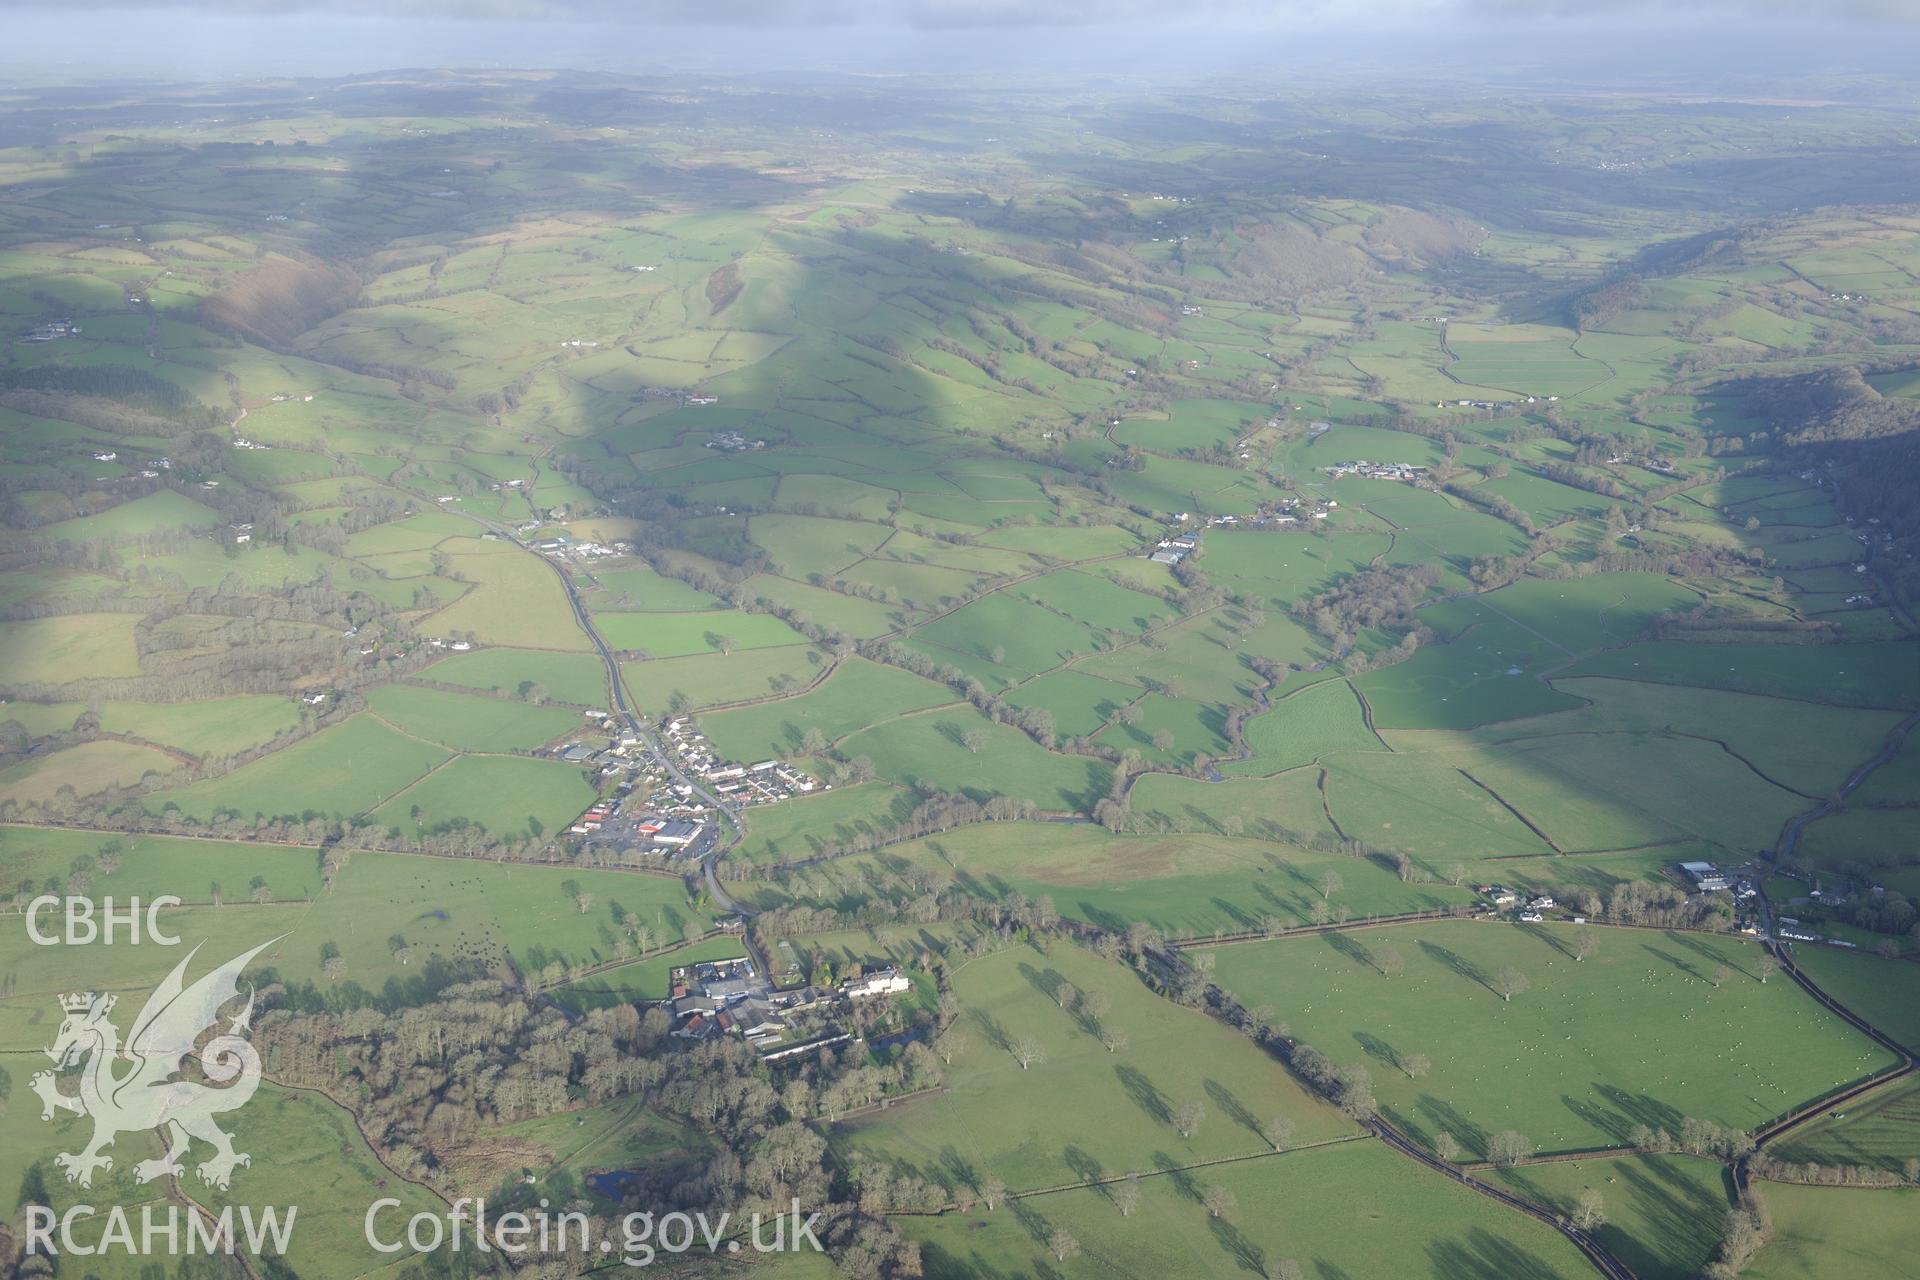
[407, 484, 755, 918]
[532, 540, 754, 918]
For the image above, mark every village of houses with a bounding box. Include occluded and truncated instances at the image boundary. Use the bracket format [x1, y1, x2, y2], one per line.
[557, 712, 818, 860]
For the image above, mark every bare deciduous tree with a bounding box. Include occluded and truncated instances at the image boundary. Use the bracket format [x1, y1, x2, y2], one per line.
[934, 1032, 967, 1067]
[1488, 1130, 1532, 1168]
[1010, 1034, 1045, 1070]
[1174, 1100, 1205, 1138]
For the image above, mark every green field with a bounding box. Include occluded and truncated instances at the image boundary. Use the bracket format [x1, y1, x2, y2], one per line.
[0, 826, 324, 904]
[1395, 730, 1804, 856]
[1322, 751, 1558, 860]
[1355, 612, 1589, 730]
[0, 613, 143, 684]
[905, 1137, 1595, 1280]
[731, 780, 917, 864]
[623, 644, 831, 715]
[1205, 920, 1896, 1158]
[367, 682, 583, 752]
[1564, 642, 1920, 710]
[839, 707, 1112, 812]
[1484, 1153, 1732, 1280]
[425, 647, 614, 707]
[147, 714, 452, 823]
[1745, 1184, 1920, 1280]
[1222, 678, 1384, 775]
[205, 1085, 447, 1280]
[97, 695, 307, 758]
[835, 941, 1358, 1193]
[368, 752, 595, 841]
[0, 833, 716, 1009]
[1770, 1076, 1920, 1176]
[761, 820, 1473, 937]
[1460, 677, 1907, 798]
[594, 608, 807, 656]
[916, 594, 1111, 676]
[1786, 947, 1920, 1053]
[425, 543, 593, 650]
[0, 737, 181, 803]
[1793, 807, 1920, 875]
[701, 657, 955, 760]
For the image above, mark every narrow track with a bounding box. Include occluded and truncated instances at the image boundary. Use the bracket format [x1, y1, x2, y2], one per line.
[1774, 710, 1920, 860]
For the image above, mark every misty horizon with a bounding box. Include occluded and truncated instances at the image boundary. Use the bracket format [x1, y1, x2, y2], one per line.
[6, 5, 1920, 88]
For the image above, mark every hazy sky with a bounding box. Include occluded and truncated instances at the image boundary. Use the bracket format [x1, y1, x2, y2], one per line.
[7, 0, 1920, 21]
[4, 0, 1917, 82]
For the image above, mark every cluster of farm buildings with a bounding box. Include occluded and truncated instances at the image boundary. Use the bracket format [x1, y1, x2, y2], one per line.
[1606, 452, 1677, 474]
[1480, 859, 1770, 926]
[18, 319, 80, 342]
[1149, 533, 1198, 565]
[527, 532, 628, 562]
[1149, 497, 1338, 562]
[1322, 460, 1427, 482]
[667, 954, 911, 1059]
[1479, 885, 1561, 923]
[1435, 396, 1559, 410]
[1475, 859, 1899, 952]
[81, 447, 171, 479]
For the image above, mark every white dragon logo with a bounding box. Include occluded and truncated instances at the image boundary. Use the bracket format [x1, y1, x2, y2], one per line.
[31, 939, 276, 1191]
